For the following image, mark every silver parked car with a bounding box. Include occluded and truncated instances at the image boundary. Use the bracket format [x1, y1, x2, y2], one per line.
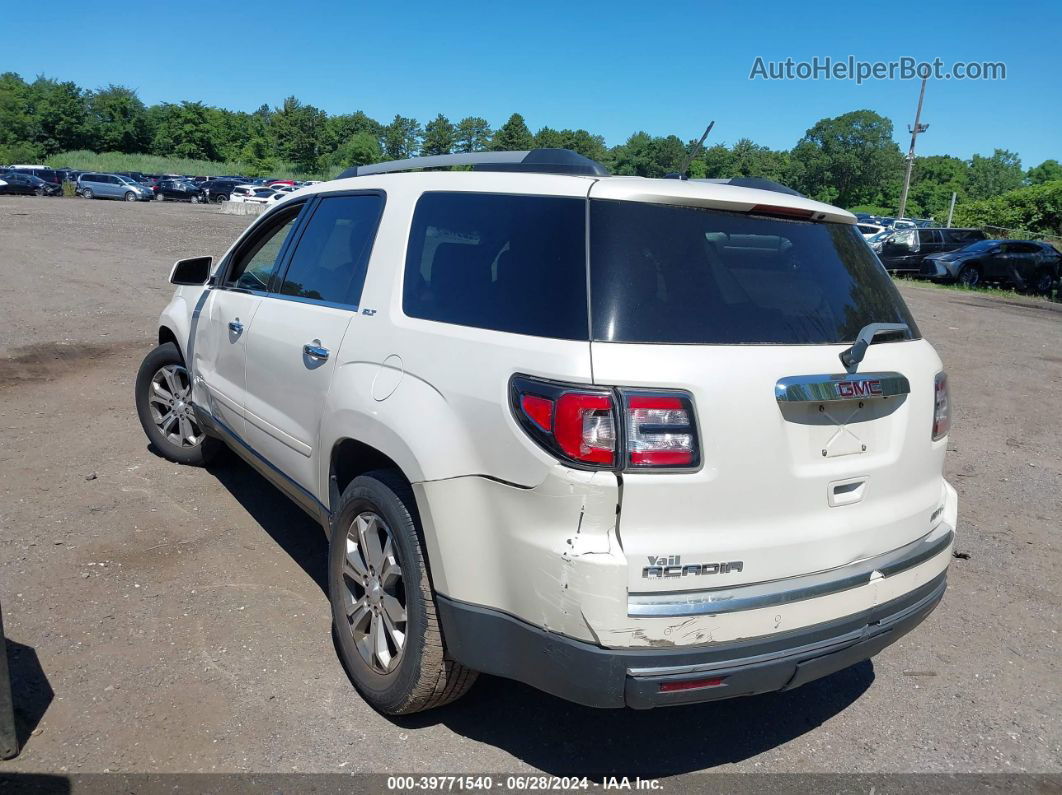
[77, 173, 154, 202]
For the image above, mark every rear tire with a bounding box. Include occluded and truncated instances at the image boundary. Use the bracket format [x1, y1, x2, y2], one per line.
[1032, 269, 1055, 295]
[82, 188, 93, 200]
[957, 264, 981, 288]
[215, 193, 228, 204]
[329, 470, 477, 714]
[134, 342, 220, 466]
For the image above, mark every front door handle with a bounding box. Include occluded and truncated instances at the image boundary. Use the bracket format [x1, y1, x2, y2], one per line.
[228, 320, 243, 334]
[303, 343, 330, 361]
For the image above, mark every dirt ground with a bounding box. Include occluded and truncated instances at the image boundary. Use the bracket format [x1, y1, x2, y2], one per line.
[0, 196, 1059, 779]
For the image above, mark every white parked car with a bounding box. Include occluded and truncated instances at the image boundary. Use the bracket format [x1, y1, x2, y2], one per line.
[135, 149, 956, 714]
[858, 222, 886, 239]
[229, 185, 279, 204]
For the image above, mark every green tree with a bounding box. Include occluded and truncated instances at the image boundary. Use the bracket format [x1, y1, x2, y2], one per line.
[952, 180, 1062, 236]
[789, 110, 904, 208]
[491, 113, 534, 151]
[906, 155, 968, 219]
[967, 149, 1023, 200]
[329, 131, 381, 169]
[1026, 159, 1062, 186]
[325, 111, 382, 154]
[455, 116, 491, 152]
[149, 102, 219, 161]
[534, 127, 608, 161]
[382, 114, 422, 159]
[87, 84, 150, 153]
[271, 96, 328, 171]
[0, 73, 33, 150]
[421, 114, 456, 156]
[27, 77, 89, 155]
[609, 132, 686, 177]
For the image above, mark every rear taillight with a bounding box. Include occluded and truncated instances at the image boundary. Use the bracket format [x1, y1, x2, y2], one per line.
[510, 376, 698, 471]
[623, 393, 699, 468]
[932, 372, 950, 441]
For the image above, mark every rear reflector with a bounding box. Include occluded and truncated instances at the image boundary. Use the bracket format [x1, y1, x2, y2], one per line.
[520, 394, 553, 432]
[658, 677, 726, 693]
[932, 372, 950, 441]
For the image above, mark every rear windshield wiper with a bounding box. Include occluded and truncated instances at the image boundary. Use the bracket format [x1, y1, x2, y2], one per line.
[840, 323, 911, 370]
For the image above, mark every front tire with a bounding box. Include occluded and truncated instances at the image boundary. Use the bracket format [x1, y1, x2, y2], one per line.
[134, 342, 219, 466]
[329, 470, 477, 714]
[957, 264, 981, 288]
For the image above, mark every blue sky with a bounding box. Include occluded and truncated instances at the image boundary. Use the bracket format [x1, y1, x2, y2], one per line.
[6, 0, 1060, 166]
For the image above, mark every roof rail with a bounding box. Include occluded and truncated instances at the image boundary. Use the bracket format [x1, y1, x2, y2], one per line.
[336, 148, 608, 179]
[694, 177, 806, 198]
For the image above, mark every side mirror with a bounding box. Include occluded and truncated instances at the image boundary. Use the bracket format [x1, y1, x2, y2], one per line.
[170, 256, 213, 285]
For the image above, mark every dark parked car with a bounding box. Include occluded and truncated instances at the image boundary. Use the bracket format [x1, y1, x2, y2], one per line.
[0, 172, 62, 196]
[155, 179, 206, 203]
[8, 166, 63, 185]
[200, 179, 245, 203]
[877, 227, 988, 273]
[922, 239, 1061, 293]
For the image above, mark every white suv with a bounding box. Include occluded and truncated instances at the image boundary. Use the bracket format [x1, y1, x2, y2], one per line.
[135, 149, 956, 714]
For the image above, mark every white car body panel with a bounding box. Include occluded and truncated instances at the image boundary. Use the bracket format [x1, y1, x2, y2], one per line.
[155, 167, 955, 668]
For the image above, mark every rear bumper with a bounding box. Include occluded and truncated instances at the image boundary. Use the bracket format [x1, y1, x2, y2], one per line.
[437, 571, 946, 709]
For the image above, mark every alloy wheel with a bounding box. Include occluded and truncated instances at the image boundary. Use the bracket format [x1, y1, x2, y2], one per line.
[341, 511, 407, 674]
[147, 364, 204, 448]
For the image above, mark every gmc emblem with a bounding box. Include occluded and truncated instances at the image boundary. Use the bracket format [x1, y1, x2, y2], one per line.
[835, 379, 882, 398]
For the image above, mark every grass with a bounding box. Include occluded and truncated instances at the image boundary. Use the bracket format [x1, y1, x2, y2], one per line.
[44, 150, 320, 180]
[892, 275, 1060, 304]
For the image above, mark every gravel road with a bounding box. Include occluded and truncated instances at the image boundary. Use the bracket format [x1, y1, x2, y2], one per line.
[0, 196, 1059, 780]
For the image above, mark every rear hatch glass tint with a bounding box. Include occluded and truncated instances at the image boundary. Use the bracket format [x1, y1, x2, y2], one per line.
[589, 199, 919, 345]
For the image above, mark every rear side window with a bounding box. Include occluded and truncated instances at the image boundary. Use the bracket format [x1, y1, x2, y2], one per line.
[403, 192, 587, 340]
[589, 200, 919, 345]
[279, 193, 384, 306]
[940, 229, 987, 245]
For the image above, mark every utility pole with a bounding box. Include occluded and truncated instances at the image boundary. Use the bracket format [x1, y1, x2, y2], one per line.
[897, 77, 929, 221]
[946, 191, 957, 228]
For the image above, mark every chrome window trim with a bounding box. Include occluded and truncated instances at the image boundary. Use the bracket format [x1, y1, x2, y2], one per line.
[627, 523, 953, 618]
[775, 371, 911, 403]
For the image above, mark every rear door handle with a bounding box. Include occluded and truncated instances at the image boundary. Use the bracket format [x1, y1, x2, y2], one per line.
[228, 320, 243, 334]
[303, 343, 329, 361]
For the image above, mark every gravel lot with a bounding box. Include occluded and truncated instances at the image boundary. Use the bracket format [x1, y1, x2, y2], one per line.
[0, 196, 1059, 779]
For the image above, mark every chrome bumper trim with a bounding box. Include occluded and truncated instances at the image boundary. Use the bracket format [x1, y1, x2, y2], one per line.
[627, 573, 947, 678]
[627, 524, 953, 618]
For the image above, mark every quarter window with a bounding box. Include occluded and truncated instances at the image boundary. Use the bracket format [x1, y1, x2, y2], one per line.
[278, 194, 384, 306]
[403, 192, 588, 340]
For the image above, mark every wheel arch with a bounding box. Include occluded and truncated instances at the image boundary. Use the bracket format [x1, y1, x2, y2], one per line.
[158, 325, 183, 360]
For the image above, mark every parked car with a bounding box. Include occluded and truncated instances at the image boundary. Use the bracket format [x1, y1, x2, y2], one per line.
[0, 172, 63, 196]
[229, 185, 279, 204]
[8, 165, 64, 186]
[266, 179, 296, 187]
[922, 239, 1061, 293]
[878, 227, 988, 273]
[200, 179, 245, 203]
[857, 223, 885, 239]
[155, 179, 206, 203]
[135, 148, 955, 715]
[77, 172, 155, 201]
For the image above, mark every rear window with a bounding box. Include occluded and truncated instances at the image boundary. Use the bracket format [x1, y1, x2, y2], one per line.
[940, 228, 987, 245]
[589, 200, 919, 345]
[403, 192, 587, 340]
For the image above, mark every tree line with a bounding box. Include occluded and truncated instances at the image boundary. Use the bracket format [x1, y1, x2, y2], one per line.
[1, 72, 1059, 223]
